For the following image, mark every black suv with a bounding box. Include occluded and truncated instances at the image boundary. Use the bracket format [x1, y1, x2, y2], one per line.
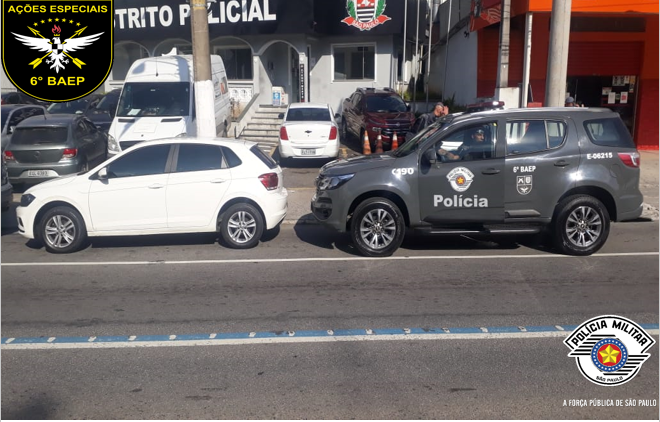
[312, 108, 643, 257]
[341, 88, 415, 151]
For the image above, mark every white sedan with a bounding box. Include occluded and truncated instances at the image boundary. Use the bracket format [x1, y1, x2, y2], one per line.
[278, 103, 340, 160]
[16, 138, 288, 253]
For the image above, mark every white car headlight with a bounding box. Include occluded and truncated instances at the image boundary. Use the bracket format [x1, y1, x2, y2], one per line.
[107, 134, 121, 153]
[317, 174, 354, 191]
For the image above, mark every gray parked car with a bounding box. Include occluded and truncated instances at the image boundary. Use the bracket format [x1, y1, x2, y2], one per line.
[1, 104, 47, 151]
[3, 114, 108, 186]
[1, 157, 12, 212]
[311, 108, 643, 257]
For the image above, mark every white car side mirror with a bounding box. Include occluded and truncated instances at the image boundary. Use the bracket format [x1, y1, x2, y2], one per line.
[97, 167, 108, 179]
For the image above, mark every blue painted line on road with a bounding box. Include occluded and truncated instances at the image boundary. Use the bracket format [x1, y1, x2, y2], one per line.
[485, 326, 522, 333]
[3, 323, 658, 346]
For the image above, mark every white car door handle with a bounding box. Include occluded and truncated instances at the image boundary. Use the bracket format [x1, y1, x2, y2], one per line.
[211, 178, 227, 184]
[148, 183, 165, 189]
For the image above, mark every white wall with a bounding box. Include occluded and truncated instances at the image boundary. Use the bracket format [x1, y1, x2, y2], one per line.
[1, 72, 15, 93]
[310, 36, 395, 113]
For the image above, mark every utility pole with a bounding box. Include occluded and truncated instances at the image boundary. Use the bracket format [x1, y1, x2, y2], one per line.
[495, 0, 511, 89]
[412, 0, 421, 109]
[442, 0, 452, 98]
[545, 0, 572, 107]
[402, 0, 408, 88]
[425, 0, 439, 110]
[191, 0, 215, 137]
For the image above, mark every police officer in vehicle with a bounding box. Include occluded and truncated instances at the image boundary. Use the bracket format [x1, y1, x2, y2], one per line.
[436, 128, 493, 161]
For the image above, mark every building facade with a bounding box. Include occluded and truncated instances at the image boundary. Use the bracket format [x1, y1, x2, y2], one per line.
[431, 0, 658, 149]
[107, 0, 426, 116]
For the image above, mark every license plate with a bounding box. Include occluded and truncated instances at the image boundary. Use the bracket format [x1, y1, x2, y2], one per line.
[27, 170, 50, 177]
[301, 149, 316, 156]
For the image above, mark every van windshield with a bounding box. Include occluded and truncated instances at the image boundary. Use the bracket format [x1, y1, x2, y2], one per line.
[117, 82, 190, 117]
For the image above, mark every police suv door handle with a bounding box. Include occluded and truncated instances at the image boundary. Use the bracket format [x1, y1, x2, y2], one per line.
[148, 183, 165, 189]
[482, 168, 500, 175]
[554, 160, 570, 167]
[211, 178, 227, 184]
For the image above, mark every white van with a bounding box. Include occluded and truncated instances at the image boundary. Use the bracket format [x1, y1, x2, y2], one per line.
[107, 55, 231, 156]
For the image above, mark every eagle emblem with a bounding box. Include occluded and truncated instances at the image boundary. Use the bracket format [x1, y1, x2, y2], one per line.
[12, 25, 102, 73]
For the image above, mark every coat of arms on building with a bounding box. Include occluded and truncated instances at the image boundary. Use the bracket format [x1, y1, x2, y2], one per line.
[342, 0, 391, 31]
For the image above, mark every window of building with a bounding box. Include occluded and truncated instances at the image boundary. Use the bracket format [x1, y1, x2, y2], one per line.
[333, 44, 375, 81]
[215, 47, 253, 80]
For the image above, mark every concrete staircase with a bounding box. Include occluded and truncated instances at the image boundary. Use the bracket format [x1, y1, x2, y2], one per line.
[240, 105, 287, 155]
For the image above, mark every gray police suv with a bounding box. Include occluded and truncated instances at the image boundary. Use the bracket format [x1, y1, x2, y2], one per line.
[311, 108, 642, 257]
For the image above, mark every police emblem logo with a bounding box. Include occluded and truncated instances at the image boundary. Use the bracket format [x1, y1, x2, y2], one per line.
[342, 0, 391, 31]
[2, 0, 113, 102]
[516, 175, 532, 195]
[564, 315, 656, 386]
[446, 167, 474, 192]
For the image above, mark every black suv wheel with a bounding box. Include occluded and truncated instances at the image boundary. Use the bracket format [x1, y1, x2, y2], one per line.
[553, 195, 610, 256]
[351, 197, 405, 257]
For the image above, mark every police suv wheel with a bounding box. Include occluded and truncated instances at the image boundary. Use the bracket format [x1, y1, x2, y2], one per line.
[351, 198, 405, 257]
[553, 195, 610, 256]
[220, 203, 264, 249]
[40, 206, 88, 254]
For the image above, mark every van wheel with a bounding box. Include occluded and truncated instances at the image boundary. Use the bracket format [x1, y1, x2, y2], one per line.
[553, 195, 610, 256]
[220, 203, 264, 249]
[40, 206, 87, 254]
[351, 198, 405, 257]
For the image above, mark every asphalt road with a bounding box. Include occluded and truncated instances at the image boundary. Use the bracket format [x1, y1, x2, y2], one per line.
[1, 221, 658, 419]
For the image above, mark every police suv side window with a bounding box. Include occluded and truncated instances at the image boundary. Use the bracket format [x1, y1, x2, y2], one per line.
[506, 120, 567, 154]
[433, 122, 497, 162]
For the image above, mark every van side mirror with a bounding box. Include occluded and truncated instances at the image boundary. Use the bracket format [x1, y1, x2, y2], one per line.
[97, 167, 108, 179]
[277, 113, 284, 119]
[423, 148, 437, 164]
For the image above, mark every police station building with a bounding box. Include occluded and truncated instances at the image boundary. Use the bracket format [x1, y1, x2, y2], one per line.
[109, 0, 423, 113]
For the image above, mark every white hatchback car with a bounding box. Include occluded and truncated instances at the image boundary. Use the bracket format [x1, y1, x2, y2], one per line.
[278, 103, 340, 160]
[16, 138, 288, 253]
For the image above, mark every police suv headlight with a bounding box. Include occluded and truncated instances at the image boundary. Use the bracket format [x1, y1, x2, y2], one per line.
[20, 193, 36, 207]
[107, 134, 121, 153]
[318, 174, 354, 191]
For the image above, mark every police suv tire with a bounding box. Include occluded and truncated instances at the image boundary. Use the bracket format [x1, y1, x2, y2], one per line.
[40, 206, 88, 254]
[552, 195, 610, 256]
[351, 197, 405, 257]
[220, 203, 264, 249]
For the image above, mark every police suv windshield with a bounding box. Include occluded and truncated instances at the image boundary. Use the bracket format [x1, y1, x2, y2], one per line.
[117, 82, 191, 117]
[393, 121, 445, 157]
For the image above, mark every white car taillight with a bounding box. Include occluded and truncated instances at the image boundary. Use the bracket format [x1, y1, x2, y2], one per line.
[279, 126, 289, 141]
[259, 172, 279, 190]
[329, 126, 338, 140]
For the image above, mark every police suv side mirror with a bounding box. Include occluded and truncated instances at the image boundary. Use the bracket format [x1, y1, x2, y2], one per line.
[8, 126, 15, 134]
[423, 148, 437, 164]
[277, 113, 284, 119]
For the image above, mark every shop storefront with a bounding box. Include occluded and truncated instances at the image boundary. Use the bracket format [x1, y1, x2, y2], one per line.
[110, 0, 423, 114]
[471, 0, 658, 149]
